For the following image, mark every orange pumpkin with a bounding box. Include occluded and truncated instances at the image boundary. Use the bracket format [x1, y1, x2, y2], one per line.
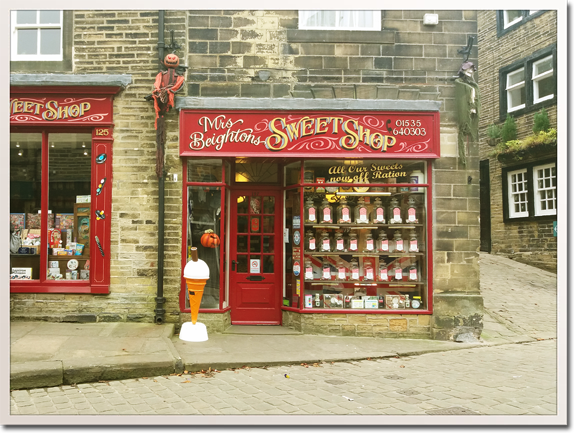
[200, 231, 220, 248]
[164, 53, 180, 68]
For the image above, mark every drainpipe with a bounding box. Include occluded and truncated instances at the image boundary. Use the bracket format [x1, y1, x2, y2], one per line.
[154, 10, 166, 325]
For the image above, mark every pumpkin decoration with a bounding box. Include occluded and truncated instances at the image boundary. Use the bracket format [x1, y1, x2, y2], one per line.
[200, 229, 220, 248]
[164, 53, 180, 68]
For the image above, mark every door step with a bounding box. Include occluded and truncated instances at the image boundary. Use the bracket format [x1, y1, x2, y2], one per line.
[223, 325, 302, 335]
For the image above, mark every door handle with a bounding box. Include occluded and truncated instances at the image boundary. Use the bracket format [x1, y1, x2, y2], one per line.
[232, 260, 236, 271]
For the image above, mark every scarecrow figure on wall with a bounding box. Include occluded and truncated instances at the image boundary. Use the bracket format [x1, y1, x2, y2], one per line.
[455, 61, 480, 166]
[150, 53, 185, 178]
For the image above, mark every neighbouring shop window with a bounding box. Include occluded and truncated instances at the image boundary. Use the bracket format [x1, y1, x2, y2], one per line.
[298, 11, 381, 31]
[11, 10, 63, 61]
[10, 132, 92, 282]
[186, 158, 224, 309]
[503, 161, 556, 220]
[296, 159, 429, 312]
[499, 45, 556, 118]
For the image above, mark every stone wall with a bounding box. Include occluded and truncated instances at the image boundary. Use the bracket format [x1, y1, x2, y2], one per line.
[477, 10, 557, 272]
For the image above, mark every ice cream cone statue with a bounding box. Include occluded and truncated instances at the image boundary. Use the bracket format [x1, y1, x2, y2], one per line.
[180, 247, 210, 342]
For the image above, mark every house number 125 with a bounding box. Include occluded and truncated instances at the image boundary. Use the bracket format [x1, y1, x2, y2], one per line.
[95, 128, 110, 136]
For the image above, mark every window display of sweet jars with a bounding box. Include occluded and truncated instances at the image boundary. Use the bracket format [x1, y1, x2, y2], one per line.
[319, 198, 333, 224]
[305, 230, 316, 252]
[336, 197, 352, 224]
[304, 197, 317, 224]
[371, 197, 385, 224]
[389, 196, 402, 224]
[354, 197, 369, 224]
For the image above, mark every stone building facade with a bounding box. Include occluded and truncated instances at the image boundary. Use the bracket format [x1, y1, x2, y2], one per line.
[477, 10, 558, 272]
[10, 10, 483, 340]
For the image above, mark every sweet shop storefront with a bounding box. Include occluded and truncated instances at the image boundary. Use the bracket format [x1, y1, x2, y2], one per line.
[177, 98, 453, 338]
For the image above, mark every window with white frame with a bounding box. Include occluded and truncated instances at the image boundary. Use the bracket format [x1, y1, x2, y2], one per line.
[506, 68, 526, 112]
[499, 45, 556, 117]
[504, 161, 557, 220]
[507, 168, 529, 218]
[298, 11, 381, 31]
[532, 55, 554, 104]
[11, 10, 63, 61]
[533, 163, 557, 216]
[497, 10, 545, 36]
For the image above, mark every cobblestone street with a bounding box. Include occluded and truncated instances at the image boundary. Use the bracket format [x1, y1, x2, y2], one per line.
[10, 338, 556, 417]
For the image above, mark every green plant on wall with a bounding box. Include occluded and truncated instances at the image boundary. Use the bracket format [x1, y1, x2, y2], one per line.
[533, 108, 551, 134]
[488, 110, 556, 161]
[499, 115, 517, 143]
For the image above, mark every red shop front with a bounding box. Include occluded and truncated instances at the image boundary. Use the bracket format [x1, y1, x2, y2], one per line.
[9, 86, 120, 294]
[179, 107, 439, 327]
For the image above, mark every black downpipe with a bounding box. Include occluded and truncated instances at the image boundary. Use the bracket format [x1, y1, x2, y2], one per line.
[154, 10, 166, 325]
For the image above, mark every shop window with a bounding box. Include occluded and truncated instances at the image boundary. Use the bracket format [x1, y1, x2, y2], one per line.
[503, 161, 556, 221]
[184, 159, 225, 310]
[292, 159, 431, 312]
[499, 45, 556, 118]
[10, 132, 92, 283]
[496, 10, 545, 36]
[298, 11, 381, 31]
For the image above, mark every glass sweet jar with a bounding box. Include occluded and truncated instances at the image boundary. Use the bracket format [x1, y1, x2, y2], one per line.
[304, 258, 314, 280]
[406, 195, 418, 224]
[354, 197, 369, 224]
[336, 197, 352, 224]
[336, 260, 347, 280]
[349, 259, 360, 280]
[321, 260, 332, 280]
[319, 198, 333, 224]
[408, 264, 418, 281]
[333, 231, 346, 252]
[305, 230, 316, 252]
[363, 261, 374, 281]
[348, 232, 359, 252]
[394, 262, 403, 281]
[408, 230, 419, 253]
[393, 230, 404, 253]
[363, 231, 375, 253]
[378, 260, 389, 281]
[304, 197, 317, 224]
[319, 230, 331, 252]
[389, 196, 402, 224]
[377, 231, 389, 253]
[371, 197, 385, 224]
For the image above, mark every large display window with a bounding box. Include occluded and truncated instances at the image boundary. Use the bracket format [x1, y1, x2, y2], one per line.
[285, 159, 432, 313]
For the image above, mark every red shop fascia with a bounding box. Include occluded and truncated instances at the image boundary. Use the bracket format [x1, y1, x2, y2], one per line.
[10, 86, 121, 294]
[179, 108, 440, 318]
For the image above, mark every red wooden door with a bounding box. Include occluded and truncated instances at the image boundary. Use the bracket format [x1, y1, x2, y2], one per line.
[229, 189, 283, 325]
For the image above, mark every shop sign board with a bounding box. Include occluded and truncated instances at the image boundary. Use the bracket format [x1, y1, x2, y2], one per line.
[10, 95, 114, 125]
[180, 110, 440, 158]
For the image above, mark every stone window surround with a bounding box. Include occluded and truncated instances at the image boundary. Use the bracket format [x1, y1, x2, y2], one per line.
[498, 44, 557, 121]
[501, 158, 557, 222]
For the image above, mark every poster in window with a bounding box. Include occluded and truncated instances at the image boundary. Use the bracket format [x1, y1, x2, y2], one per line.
[74, 204, 90, 252]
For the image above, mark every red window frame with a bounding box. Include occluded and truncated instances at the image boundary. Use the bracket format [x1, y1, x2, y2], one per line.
[10, 87, 118, 294]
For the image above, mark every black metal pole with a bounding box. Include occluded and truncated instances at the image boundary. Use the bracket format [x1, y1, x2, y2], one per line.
[154, 10, 166, 325]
